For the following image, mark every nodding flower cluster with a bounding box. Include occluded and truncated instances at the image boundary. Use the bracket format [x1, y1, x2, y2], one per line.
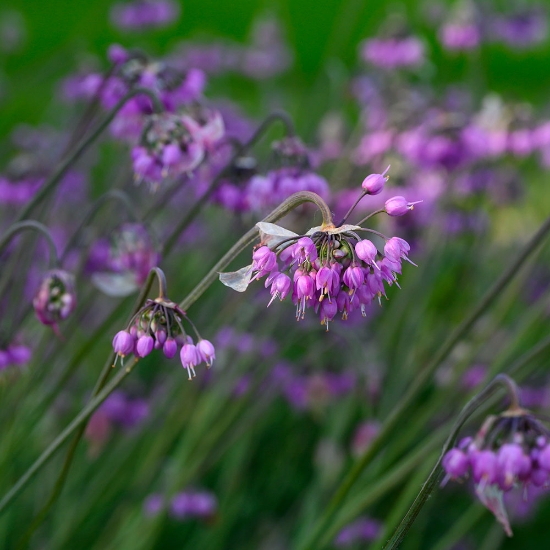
[221, 169, 419, 329]
[33, 270, 77, 330]
[132, 109, 224, 188]
[443, 406, 550, 536]
[112, 297, 215, 380]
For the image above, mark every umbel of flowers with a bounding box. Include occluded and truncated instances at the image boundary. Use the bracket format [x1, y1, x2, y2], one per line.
[443, 378, 550, 536]
[112, 269, 214, 380]
[33, 269, 77, 331]
[220, 168, 420, 328]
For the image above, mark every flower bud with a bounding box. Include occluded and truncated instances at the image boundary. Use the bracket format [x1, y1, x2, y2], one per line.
[33, 270, 77, 327]
[113, 330, 135, 357]
[384, 196, 422, 217]
[361, 165, 389, 195]
[136, 335, 154, 358]
[163, 337, 178, 359]
[442, 448, 469, 479]
[355, 240, 378, 265]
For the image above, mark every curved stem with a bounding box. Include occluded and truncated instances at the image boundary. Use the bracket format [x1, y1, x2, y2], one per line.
[357, 208, 386, 226]
[15, 87, 163, 223]
[382, 375, 519, 550]
[336, 190, 367, 227]
[178, 191, 333, 311]
[0, 220, 59, 268]
[152, 267, 167, 299]
[60, 190, 139, 264]
[300, 211, 550, 550]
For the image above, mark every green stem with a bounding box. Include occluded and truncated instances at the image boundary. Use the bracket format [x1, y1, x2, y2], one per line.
[178, 190, 333, 311]
[356, 208, 386, 226]
[300, 211, 550, 550]
[336, 190, 367, 227]
[0, 220, 59, 267]
[15, 87, 163, 223]
[381, 374, 521, 550]
[1, 268, 157, 524]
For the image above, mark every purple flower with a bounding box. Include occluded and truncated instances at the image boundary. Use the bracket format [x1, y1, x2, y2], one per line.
[110, 0, 180, 32]
[440, 24, 481, 51]
[33, 269, 77, 328]
[180, 343, 200, 380]
[355, 240, 378, 266]
[361, 36, 425, 69]
[385, 196, 422, 216]
[196, 339, 216, 367]
[136, 335, 154, 358]
[170, 490, 217, 520]
[113, 330, 136, 358]
[334, 516, 382, 547]
[442, 448, 470, 479]
[361, 165, 389, 195]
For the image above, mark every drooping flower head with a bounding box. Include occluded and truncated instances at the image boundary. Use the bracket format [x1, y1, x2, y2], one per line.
[443, 385, 550, 536]
[33, 269, 77, 328]
[112, 294, 215, 380]
[220, 170, 418, 328]
[132, 112, 206, 188]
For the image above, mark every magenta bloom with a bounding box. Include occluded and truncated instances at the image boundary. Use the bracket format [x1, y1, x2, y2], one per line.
[110, 0, 180, 32]
[361, 36, 424, 69]
[440, 24, 481, 51]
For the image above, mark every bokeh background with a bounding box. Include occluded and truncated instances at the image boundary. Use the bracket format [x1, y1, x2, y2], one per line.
[2, 1, 550, 549]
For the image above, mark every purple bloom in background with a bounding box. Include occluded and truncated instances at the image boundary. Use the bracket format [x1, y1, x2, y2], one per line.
[334, 516, 382, 547]
[351, 420, 381, 457]
[440, 23, 480, 51]
[361, 36, 425, 69]
[492, 11, 548, 48]
[110, 0, 180, 32]
[143, 494, 165, 517]
[170, 490, 217, 520]
[0, 342, 31, 372]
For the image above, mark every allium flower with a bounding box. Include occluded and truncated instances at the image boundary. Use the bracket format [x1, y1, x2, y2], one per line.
[360, 36, 425, 69]
[170, 490, 218, 520]
[492, 11, 548, 48]
[132, 112, 207, 188]
[442, 397, 550, 536]
[110, 0, 180, 32]
[112, 296, 215, 379]
[220, 180, 418, 328]
[33, 269, 76, 328]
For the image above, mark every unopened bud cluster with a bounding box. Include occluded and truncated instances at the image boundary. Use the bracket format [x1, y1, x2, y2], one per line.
[112, 297, 215, 380]
[33, 269, 77, 328]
